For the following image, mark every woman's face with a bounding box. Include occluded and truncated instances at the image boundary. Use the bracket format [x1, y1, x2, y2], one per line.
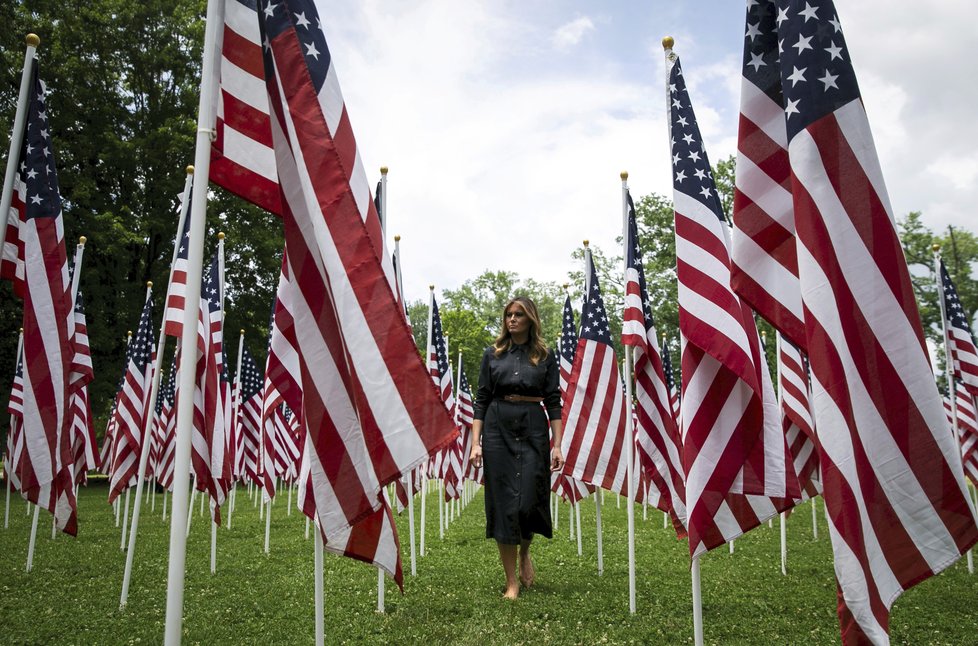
[505, 303, 531, 337]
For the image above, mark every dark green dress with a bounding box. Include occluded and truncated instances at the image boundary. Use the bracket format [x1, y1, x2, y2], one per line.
[473, 344, 562, 544]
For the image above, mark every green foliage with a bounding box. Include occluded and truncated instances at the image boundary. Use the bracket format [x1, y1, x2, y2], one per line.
[0, 0, 281, 423]
[0, 484, 975, 643]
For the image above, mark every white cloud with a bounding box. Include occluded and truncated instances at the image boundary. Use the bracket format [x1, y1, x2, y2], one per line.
[552, 16, 595, 51]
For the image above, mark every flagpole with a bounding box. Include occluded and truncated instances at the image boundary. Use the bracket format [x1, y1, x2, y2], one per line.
[379, 166, 388, 238]
[620, 172, 637, 614]
[228, 329, 245, 530]
[406, 469, 417, 574]
[691, 555, 704, 646]
[314, 525, 324, 646]
[934, 245, 975, 575]
[773, 332, 788, 576]
[583, 242, 604, 575]
[210, 232, 227, 575]
[393, 235, 406, 312]
[421, 285, 436, 557]
[25, 504, 39, 572]
[164, 0, 225, 641]
[0, 34, 39, 254]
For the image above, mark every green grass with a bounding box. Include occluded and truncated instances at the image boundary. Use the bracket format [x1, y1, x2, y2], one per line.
[0, 483, 975, 645]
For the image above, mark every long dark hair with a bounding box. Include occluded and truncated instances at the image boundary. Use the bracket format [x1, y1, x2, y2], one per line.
[493, 296, 548, 365]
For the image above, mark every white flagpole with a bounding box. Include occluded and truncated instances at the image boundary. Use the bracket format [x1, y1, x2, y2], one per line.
[163, 489, 168, 521]
[393, 235, 406, 313]
[379, 166, 388, 238]
[186, 479, 197, 537]
[305, 515, 310, 540]
[264, 498, 272, 554]
[583, 243, 604, 576]
[407, 470, 417, 575]
[0, 34, 40, 254]
[575, 501, 582, 556]
[210, 497, 217, 574]
[314, 526, 324, 646]
[691, 555, 704, 646]
[420, 471, 428, 557]
[25, 504, 39, 572]
[121, 488, 131, 550]
[5, 328, 24, 531]
[811, 496, 818, 540]
[621, 171, 637, 614]
[227, 329, 245, 531]
[774, 332, 788, 576]
[164, 0, 224, 641]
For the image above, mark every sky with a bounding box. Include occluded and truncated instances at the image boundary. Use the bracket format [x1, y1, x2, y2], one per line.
[312, 0, 978, 305]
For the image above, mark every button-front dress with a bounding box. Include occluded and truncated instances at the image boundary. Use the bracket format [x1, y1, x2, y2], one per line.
[473, 343, 562, 544]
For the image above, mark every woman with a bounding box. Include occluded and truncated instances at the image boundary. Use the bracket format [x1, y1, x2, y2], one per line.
[469, 296, 564, 599]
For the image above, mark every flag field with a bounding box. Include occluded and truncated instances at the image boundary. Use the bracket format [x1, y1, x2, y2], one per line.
[1, 483, 976, 644]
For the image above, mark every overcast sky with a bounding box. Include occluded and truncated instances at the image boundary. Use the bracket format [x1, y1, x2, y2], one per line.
[313, 0, 977, 304]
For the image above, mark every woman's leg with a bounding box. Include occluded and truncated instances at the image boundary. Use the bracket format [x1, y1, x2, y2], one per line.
[497, 542, 520, 599]
[519, 538, 535, 587]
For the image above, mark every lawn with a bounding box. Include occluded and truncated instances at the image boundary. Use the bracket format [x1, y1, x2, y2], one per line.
[0, 482, 975, 645]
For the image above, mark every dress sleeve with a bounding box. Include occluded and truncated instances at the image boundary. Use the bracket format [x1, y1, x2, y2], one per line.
[543, 349, 562, 421]
[472, 347, 494, 421]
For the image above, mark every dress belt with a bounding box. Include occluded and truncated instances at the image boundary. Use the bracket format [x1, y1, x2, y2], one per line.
[502, 394, 544, 403]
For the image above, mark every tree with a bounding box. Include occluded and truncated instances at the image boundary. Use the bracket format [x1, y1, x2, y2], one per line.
[0, 0, 283, 424]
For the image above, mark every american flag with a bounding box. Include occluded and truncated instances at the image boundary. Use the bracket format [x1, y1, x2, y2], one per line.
[945, 384, 978, 487]
[15, 61, 81, 534]
[939, 259, 978, 397]
[621, 189, 687, 534]
[552, 299, 593, 503]
[560, 250, 628, 496]
[4, 346, 25, 494]
[750, 2, 978, 641]
[187, 254, 230, 522]
[669, 52, 796, 558]
[729, 0, 805, 349]
[108, 293, 156, 504]
[558, 295, 577, 393]
[211, 0, 282, 215]
[777, 333, 820, 499]
[429, 296, 461, 499]
[259, 270, 302, 502]
[67, 293, 98, 485]
[154, 357, 178, 491]
[235, 345, 263, 485]
[660, 336, 680, 423]
[162, 202, 192, 338]
[456, 362, 481, 485]
[253, 0, 458, 573]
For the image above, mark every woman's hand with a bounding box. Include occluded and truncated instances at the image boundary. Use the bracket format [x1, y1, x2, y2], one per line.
[470, 444, 483, 469]
[550, 446, 564, 472]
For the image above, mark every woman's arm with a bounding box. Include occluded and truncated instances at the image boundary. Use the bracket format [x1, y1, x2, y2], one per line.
[469, 349, 493, 468]
[470, 419, 483, 468]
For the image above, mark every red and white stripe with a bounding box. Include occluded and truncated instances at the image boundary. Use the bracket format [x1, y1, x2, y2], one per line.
[729, 42, 805, 349]
[211, 0, 282, 217]
[790, 80, 978, 646]
[777, 334, 820, 499]
[622, 198, 687, 533]
[944, 384, 978, 487]
[258, 2, 458, 561]
[560, 251, 628, 496]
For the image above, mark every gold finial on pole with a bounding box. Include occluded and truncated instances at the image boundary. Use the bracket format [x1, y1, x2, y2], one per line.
[186, 165, 195, 174]
[79, 235, 87, 245]
[931, 243, 942, 253]
[394, 234, 401, 242]
[380, 166, 388, 175]
[146, 281, 153, 288]
[662, 36, 674, 50]
[217, 232, 225, 240]
[583, 239, 590, 248]
[240, 329, 245, 335]
[26, 34, 40, 47]
[429, 284, 434, 291]
[620, 171, 629, 181]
